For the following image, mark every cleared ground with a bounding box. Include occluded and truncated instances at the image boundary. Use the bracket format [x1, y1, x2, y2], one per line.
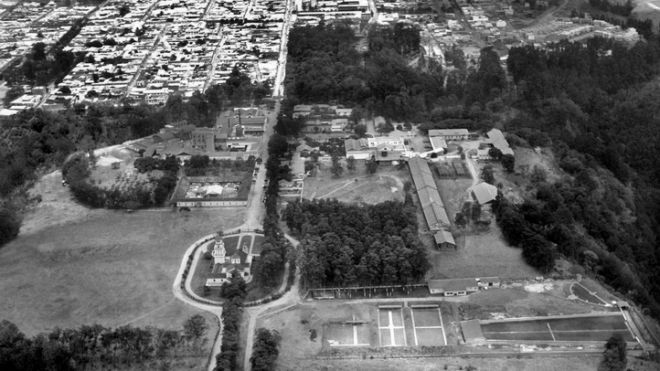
[303, 161, 408, 204]
[481, 315, 633, 342]
[0, 206, 245, 336]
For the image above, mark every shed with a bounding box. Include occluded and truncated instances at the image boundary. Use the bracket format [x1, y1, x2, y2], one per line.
[434, 230, 456, 249]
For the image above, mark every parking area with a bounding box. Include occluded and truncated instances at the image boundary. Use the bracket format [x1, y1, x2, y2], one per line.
[378, 306, 407, 346]
[481, 314, 634, 342]
[411, 305, 447, 346]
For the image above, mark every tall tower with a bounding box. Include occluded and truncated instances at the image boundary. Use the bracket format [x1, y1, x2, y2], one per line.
[212, 234, 226, 265]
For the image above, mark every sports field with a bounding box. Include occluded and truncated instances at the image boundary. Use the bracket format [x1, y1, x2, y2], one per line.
[481, 314, 633, 342]
[411, 306, 446, 346]
[378, 306, 407, 346]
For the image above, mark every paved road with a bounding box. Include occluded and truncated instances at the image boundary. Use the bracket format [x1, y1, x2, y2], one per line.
[243, 235, 301, 371]
[172, 234, 224, 371]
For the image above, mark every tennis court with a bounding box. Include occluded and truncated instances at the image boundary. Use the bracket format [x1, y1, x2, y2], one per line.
[378, 306, 407, 346]
[326, 321, 370, 347]
[481, 314, 634, 342]
[411, 306, 446, 346]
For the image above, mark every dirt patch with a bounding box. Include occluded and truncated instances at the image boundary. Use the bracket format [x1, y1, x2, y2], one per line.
[0, 207, 244, 336]
[303, 162, 409, 204]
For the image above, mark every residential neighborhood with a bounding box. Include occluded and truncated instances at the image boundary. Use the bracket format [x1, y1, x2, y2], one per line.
[1, 0, 660, 371]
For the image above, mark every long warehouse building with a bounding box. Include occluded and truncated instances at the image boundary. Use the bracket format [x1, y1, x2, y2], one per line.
[408, 157, 456, 248]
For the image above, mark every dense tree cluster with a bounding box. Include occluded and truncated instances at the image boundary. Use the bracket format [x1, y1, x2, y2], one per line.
[214, 273, 246, 371]
[250, 329, 280, 371]
[284, 22, 445, 121]
[0, 209, 20, 247]
[249, 134, 291, 288]
[368, 23, 421, 56]
[184, 155, 256, 176]
[0, 316, 208, 370]
[62, 153, 179, 209]
[284, 197, 429, 288]
[599, 334, 627, 371]
[3, 18, 86, 86]
[588, 0, 633, 17]
[506, 38, 660, 316]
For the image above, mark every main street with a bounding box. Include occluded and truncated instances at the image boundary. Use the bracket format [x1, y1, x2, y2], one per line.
[172, 0, 295, 369]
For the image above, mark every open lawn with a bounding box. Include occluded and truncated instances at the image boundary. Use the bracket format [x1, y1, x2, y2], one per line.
[0, 207, 245, 336]
[419, 161, 537, 280]
[427, 228, 539, 279]
[462, 285, 601, 320]
[303, 161, 408, 204]
[436, 177, 473, 227]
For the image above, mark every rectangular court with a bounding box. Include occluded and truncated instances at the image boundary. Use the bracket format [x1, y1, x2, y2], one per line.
[411, 306, 447, 346]
[326, 322, 370, 346]
[378, 306, 407, 346]
[481, 314, 634, 342]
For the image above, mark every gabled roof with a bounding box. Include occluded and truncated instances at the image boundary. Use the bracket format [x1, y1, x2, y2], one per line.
[434, 230, 456, 246]
[486, 128, 514, 155]
[470, 182, 498, 205]
[428, 278, 478, 292]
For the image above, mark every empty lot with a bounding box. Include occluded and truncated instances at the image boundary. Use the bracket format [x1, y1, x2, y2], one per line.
[303, 162, 409, 204]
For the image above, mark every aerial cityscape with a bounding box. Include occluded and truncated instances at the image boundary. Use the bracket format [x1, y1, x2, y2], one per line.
[1, 0, 660, 370]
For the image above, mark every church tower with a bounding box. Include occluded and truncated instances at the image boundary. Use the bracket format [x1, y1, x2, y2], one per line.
[212, 234, 226, 265]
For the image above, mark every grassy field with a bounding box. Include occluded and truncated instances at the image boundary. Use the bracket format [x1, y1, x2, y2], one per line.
[0, 207, 245, 336]
[481, 314, 633, 342]
[303, 162, 409, 204]
[426, 228, 538, 279]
